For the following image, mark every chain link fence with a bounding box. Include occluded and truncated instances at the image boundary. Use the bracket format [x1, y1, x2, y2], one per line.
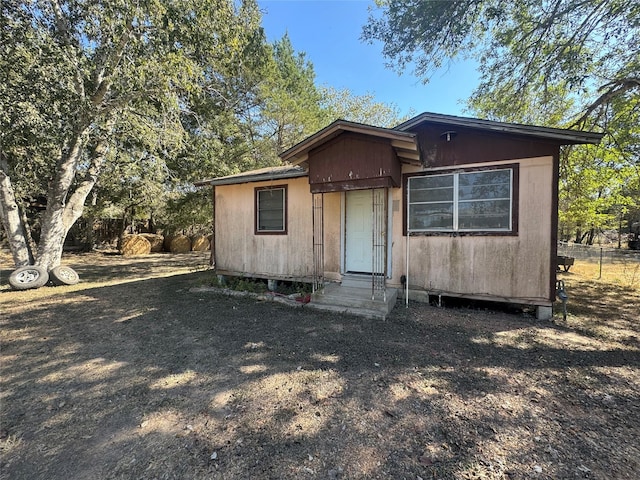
[558, 243, 640, 285]
[558, 243, 640, 262]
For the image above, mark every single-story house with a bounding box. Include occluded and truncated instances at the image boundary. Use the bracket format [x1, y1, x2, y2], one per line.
[196, 112, 603, 319]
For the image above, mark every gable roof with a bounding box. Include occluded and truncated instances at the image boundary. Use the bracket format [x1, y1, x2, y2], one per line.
[279, 119, 421, 165]
[395, 112, 604, 145]
[195, 113, 605, 188]
[194, 165, 306, 187]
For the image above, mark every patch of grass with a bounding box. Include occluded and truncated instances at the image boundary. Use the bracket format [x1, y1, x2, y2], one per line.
[568, 257, 640, 287]
[556, 259, 640, 345]
[214, 276, 268, 293]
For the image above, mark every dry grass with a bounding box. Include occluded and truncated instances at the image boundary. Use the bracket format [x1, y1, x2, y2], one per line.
[566, 257, 640, 287]
[557, 259, 639, 345]
[1, 253, 639, 479]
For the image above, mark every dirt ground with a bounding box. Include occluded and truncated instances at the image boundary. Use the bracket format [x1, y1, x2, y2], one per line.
[1, 251, 639, 479]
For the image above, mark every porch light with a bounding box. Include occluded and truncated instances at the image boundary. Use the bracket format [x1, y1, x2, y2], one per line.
[440, 130, 457, 142]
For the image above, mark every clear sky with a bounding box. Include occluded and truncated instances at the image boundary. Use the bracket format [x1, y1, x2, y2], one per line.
[257, 0, 480, 119]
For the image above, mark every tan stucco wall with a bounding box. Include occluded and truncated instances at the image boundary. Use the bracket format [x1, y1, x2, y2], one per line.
[390, 157, 554, 304]
[214, 177, 314, 280]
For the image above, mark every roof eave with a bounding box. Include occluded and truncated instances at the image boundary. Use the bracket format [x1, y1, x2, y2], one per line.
[194, 169, 307, 187]
[395, 112, 604, 145]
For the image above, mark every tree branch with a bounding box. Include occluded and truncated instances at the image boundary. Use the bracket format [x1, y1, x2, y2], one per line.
[572, 78, 640, 127]
[62, 125, 114, 230]
[91, 21, 135, 108]
[50, 0, 85, 100]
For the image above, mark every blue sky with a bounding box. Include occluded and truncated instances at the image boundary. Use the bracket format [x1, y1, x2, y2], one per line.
[257, 0, 480, 118]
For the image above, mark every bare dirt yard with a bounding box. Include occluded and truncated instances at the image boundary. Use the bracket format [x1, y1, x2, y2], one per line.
[1, 251, 639, 479]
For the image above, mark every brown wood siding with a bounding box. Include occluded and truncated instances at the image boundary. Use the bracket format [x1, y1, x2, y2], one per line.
[308, 132, 401, 193]
[411, 124, 561, 167]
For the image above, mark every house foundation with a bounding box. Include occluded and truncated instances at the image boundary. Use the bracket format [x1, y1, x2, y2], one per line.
[536, 305, 553, 320]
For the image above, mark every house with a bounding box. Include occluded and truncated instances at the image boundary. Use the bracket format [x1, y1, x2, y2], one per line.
[196, 112, 603, 319]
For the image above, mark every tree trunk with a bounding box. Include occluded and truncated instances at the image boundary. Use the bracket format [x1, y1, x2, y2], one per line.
[0, 157, 33, 266]
[18, 204, 37, 258]
[574, 228, 583, 244]
[148, 210, 155, 234]
[35, 132, 108, 269]
[618, 214, 622, 249]
[35, 130, 87, 269]
[117, 208, 129, 252]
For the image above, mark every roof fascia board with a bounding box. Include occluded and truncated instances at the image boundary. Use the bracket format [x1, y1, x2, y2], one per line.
[195, 169, 307, 187]
[395, 112, 604, 145]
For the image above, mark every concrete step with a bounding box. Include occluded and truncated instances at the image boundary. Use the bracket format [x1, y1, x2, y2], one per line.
[310, 282, 397, 320]
[315, 285, 397, 308]
[340, 274, 384, 289]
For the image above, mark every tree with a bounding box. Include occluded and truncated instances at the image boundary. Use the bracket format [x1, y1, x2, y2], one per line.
[0, 0, 267, 270]
[319, 86, 410, 127]
[362, 0, 640, 125]
[1, 0, 73, 265]
[0, 158, 33, 266]
[558, 143, 635, 244]
[2, 0, 417, 275]
[256, 34, 327, 156]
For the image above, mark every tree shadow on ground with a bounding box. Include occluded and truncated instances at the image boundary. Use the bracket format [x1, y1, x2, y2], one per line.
[1, 268, 639, 479]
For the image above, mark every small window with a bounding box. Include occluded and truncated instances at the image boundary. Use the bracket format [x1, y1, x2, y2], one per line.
[407, 167, 515, 233]
[255, 186, 287, 234]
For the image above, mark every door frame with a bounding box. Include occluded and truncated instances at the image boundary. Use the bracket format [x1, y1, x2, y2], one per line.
[340, 189, 393, 277]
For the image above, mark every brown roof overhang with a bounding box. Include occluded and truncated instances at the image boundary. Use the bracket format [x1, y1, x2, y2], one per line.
[395, 112, 604, 145]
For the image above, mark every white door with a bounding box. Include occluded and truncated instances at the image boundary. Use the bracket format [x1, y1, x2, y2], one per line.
[345, 190, 373, 273]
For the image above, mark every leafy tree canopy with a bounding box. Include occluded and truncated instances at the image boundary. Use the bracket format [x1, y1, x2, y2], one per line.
[319, 86, 410, 127]
[363, 0, 640, 126]
[0, 0, 413, 268]
[257, 33, 327, 154]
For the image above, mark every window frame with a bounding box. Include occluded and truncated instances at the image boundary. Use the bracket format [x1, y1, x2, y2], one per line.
[255, 185, 288, 235]
[403, 164, 519, 236]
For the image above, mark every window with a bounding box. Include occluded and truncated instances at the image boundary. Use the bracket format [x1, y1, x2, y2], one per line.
[255, 186, 287, 234]
[407, 167, 515, 233]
